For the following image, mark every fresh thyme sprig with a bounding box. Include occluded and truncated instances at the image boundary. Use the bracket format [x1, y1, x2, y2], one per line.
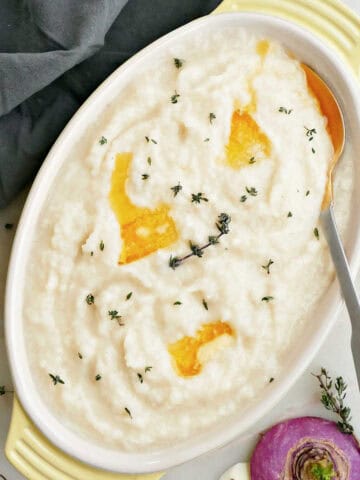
[313, 368, 354, 434]
[169, 213, 231, 269]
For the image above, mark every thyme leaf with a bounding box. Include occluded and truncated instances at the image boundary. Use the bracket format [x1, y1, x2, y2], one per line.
[49, 374, 65, 385]
[246, 186, 258, 197]
[174, 58, 184, 69]
[262, 259, 274, 275]
[108, 310, 124, 326]
[145, 136, 157, 144]
[171, 91, 180, 104]
[171, 183, 182, 197]
[279, 107, 292, 114]
[191, 192, 208, 204]
[86, 294, 95, 305]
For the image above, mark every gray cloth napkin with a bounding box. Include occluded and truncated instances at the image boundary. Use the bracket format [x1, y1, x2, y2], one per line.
[0, 0, 221, 208]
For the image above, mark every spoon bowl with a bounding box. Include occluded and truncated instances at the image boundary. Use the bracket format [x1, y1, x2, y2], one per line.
[302, 64, 345, 209]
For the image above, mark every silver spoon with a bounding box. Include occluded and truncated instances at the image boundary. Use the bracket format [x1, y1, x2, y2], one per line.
[303, 65, 360, 383]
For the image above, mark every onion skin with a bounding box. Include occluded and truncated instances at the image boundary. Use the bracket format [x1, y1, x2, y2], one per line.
[250, 417, 360, 480]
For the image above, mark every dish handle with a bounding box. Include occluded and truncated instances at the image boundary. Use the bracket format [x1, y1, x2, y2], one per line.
[213, 0, 360, 79]
[5, 396, 164, 480]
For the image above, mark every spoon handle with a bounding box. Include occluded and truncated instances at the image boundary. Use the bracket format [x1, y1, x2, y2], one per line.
[321, 204, 360, 384]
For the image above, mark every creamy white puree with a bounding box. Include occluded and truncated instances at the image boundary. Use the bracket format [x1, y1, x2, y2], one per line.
[24, 27, 353, 451]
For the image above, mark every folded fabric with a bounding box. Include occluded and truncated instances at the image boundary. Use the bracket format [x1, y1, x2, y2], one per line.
[0, 0, 221, 208]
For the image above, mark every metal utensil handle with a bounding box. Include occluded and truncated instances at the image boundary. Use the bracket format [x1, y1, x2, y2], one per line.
[321, 205, 360, 382]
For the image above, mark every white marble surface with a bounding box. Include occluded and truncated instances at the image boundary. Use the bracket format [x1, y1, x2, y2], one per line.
[1, 1, 360, 478]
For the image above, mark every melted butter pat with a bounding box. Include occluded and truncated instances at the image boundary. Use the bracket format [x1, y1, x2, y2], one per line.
[109, 153, 178, 264]
[225, 40, 271, 168]
[225, 111, 271, 168]
[168, 321, 234, 377]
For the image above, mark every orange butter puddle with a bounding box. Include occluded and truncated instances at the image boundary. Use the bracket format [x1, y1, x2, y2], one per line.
[168, 321, 234, 377]
[226, 110, 271, 168]
[109, 152, 177, 264]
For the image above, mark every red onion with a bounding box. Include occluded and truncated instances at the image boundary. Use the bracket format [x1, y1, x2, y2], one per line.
[250, 417, 360, 479]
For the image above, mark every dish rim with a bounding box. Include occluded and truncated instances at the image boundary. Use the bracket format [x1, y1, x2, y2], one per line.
[5, 11, 360, 474]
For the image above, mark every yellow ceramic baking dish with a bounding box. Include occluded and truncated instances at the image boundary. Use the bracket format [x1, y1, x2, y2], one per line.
[5, 0, 360, 478]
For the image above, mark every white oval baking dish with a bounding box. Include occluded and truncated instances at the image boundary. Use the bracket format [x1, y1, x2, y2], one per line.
[5, 12, 360, 474]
